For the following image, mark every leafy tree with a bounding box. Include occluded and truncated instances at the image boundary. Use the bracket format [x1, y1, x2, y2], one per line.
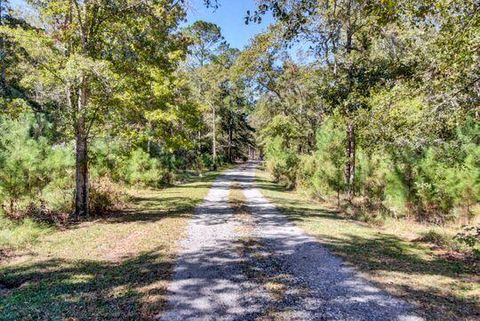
[0, 0, 8, 95]
[242, 0, 479, 222]
[184, 21, 229, 168]
[247, 0, 421, 197]
[185, 20, 226, 67]
[0, 0, 188, 218]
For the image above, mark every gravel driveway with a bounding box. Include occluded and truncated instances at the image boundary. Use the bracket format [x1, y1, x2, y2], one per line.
[160, 162, 423, 321]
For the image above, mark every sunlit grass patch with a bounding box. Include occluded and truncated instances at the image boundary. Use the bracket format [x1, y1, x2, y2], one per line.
[0, 217, 51, 251]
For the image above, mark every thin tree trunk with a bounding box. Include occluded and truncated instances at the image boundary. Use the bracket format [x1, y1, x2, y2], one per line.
[0, 0, 6, 96]
[146, 121, 152, 154]
[75, 121, 88, 218]
[212, 105, 217, 169]
[74, 79, 89, 218]
[228, 128, 233, 163]
[344, 0, 356, 200]
[0, 41, 4, 94]
[345, 121, 356, 199]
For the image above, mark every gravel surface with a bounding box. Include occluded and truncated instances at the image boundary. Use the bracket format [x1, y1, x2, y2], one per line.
[159, 167, 269, 321]
[160, 162, 424, 321]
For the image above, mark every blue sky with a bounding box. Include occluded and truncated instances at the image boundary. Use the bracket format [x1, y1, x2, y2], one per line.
[186, 0, 274, 49]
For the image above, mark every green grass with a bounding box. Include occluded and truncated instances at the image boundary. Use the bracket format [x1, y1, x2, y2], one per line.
[256, 169, 480, 321]
[0, 170, 222, 321]
[0, 217, 52, 251]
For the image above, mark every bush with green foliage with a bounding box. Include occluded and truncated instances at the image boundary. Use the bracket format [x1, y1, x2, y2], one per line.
[0, 116, 176, 223]
[0, 115, 74, 218]
[454, 225, 480, 255]
[399, 121, 479, 223]
[264, 136, 299, 189]
[0, 216, 51, 249]
[295, 117, 346, 201]
[116, 148, 167, 187]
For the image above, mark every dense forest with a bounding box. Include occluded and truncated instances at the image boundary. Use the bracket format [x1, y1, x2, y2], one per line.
[0, 0, 479, 320]
[2, 0, 478, 230]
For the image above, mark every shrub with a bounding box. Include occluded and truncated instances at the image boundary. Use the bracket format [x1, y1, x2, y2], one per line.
[89, 177, 128, 216]
[304, 117, 346, 200]
[356, 150, 390, 205]
[116, 148, 167, 187]
[296, 154, 319, 195]
[264, 136, 299, 189]
[455, 155, 480, 221]
[419, 229, 453, 248]
[383, 162, 411, 218]
[411, 142, 479, 223]
[0, 116, 171, 224]
[0, 216, 51, 249]
[454, 225, 480, 255]
[381, 126, 479, 223]
[199, 153, 215, 170]
[413, 149, 456, 222]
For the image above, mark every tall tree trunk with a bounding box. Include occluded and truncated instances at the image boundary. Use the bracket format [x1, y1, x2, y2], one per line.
[344, 0, 356, 199]
[228, 126, 232, 163]
[345, 121, 356, 199]
[74, 79, 89, 218]
[0, 0, 6, 96]
[75, 120, 88, 218]
[212, 105, 217, 169]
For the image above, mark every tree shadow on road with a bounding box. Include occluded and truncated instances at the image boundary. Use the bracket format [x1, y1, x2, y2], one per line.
[319, 232, 480, 320]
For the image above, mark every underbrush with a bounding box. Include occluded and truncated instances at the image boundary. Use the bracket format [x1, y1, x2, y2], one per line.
[0, 115, 196, 228]
[0, 176, 129, 251]
[261, 115, 480, 226]
[88, 177, 130, 216]
[333, 193, 479, 256]
[258, 164, 480, 257]
[419, 229, 454, 247]
[329, 194, 479, 257]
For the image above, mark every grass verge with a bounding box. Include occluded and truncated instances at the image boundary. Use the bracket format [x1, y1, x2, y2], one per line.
[256, 169, 480, 321]
[0, 218, 51, 254]
[0, 170, 222, 321]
